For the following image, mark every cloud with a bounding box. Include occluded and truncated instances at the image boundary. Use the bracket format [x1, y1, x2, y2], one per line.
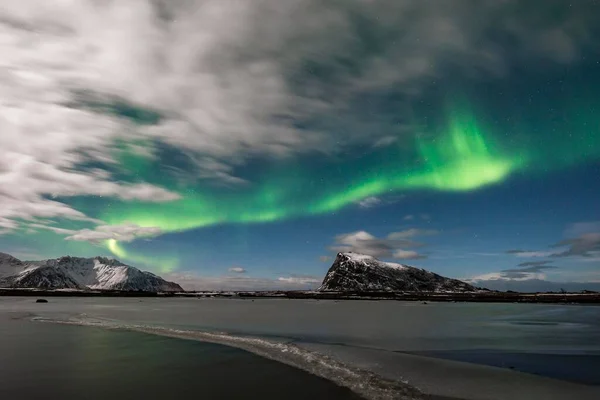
[329, 229, 431, 259]
[228, 266, 247, 274]
[551, 232, 600, 258]
[356, 195, 406, 209]
[467, 260, 559, 283]
[2, 248, 43, 261]
[372, 136, 397, 148]
[164, 272, 320, 291]
[500, 264, 558, 279]
[330, 231, 394, 257]
[0, 136, 179, 233]
[392, 249, 426, 260]
[357, 197, 382, 208]
[403, 214, 430, 221]
[31, 222, 162, 244]
[277, 274, 321, 285]
[505, 249, 554, 258]
[516, 260, 554, 267]
[506, 222, 600, 260]
[564, 221, 600, 237]
[387, 228, 439, 240]
[465, 278, 600, 293]
[319, 255, 331, 263]
[1, 0, 597, 239]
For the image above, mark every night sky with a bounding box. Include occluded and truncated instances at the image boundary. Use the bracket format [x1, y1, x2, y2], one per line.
[1, 0, 599, 290]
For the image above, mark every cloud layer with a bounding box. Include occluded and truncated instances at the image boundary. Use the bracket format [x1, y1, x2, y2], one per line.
[330, 229, 437, 260]
[552, 233, 600, 258]
[2, 0, 598, 238]
[31, 222, 162, 244]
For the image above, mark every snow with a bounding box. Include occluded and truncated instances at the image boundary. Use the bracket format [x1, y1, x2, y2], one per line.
[0, 253, 28, 278]
[87, 259, 130, 289]
[0, 253, 181, 291]
[321, 252, 474, 292]
[342, 252, 375, 262]
[341, 252, 406, 270]
[381, 261, 407, 270]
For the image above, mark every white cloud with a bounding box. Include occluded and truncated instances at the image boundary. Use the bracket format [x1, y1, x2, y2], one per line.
[329, 229, 429, 259]
[506, 250, 555, 258]
[464, 276, 600, 293]
[0, 0, 597, 238]
[356, 195, 406, 209]
[392, 250, 425, 260]
[319, 255, 331, 263]
[0, 129, 179, 233]
[372, 136, 397, 148]
[228, 266, 247, 274]
[66, 224, 162, 244]
[565, 221, 600, 237]
[357, 196, 382, 208]
[31, 222, 162, 244]
[465, 271, 545, 283]
[387, 228, 438, 240]
[505, 222, 600, 261]
[403, 214, 430, 221]
[552, 232, 600, 258]
[466, 262, 558, 284]
[277, 275, 321, 285]
[3, 0, 595, 159]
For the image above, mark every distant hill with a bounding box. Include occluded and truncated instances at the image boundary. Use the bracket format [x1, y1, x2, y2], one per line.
[0, 252, 182, 292]
[319, 252, 476, 292]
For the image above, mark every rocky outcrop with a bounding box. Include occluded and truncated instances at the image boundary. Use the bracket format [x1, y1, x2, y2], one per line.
[319, 252, 475, 292]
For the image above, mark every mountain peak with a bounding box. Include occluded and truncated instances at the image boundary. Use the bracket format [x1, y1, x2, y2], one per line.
[0, 252, 23, 264]
[336, 252, 407, 270]
[0, 252, 182, 292]
[94, 256, 128, 266]
[319, 253, 474, 292]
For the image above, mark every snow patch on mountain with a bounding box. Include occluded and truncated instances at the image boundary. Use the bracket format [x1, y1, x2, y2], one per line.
[342, 252, 407, 270]
[319, 252, 475, 292]
[0, 253, 182, 292]
[0, 252, 31, 278]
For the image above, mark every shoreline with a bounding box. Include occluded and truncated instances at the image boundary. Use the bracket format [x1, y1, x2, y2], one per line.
[1, 314, 363, 400]
[3, 296, 599, 400]
[33, 316, 426, 400]
[32, 315, 600, 400]
[2, 288, 600, 304]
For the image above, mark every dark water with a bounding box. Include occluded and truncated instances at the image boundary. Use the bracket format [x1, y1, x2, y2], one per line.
[408, 350, 600, 385]
[2, 297, 600, 400]
[0, 316, 361, 400]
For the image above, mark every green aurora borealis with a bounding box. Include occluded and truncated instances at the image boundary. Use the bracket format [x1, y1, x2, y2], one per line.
[3, 0, 600, 290]
[104, 110, 520, 229]
[86, 101, 599, 270]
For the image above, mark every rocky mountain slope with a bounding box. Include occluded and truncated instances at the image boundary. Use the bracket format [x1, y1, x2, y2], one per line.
[319, 252, 475, 292]
[0, 252, 182, 292]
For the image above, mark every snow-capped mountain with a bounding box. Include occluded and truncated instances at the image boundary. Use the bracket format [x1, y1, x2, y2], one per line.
[0, 252, 182, 292]
[0, 252, 30, 278]
[318, 252, 475, 292]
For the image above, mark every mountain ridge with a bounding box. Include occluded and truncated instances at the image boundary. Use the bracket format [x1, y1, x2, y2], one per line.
[0, 252, 182, 292]
[319, 252, 476, 292]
